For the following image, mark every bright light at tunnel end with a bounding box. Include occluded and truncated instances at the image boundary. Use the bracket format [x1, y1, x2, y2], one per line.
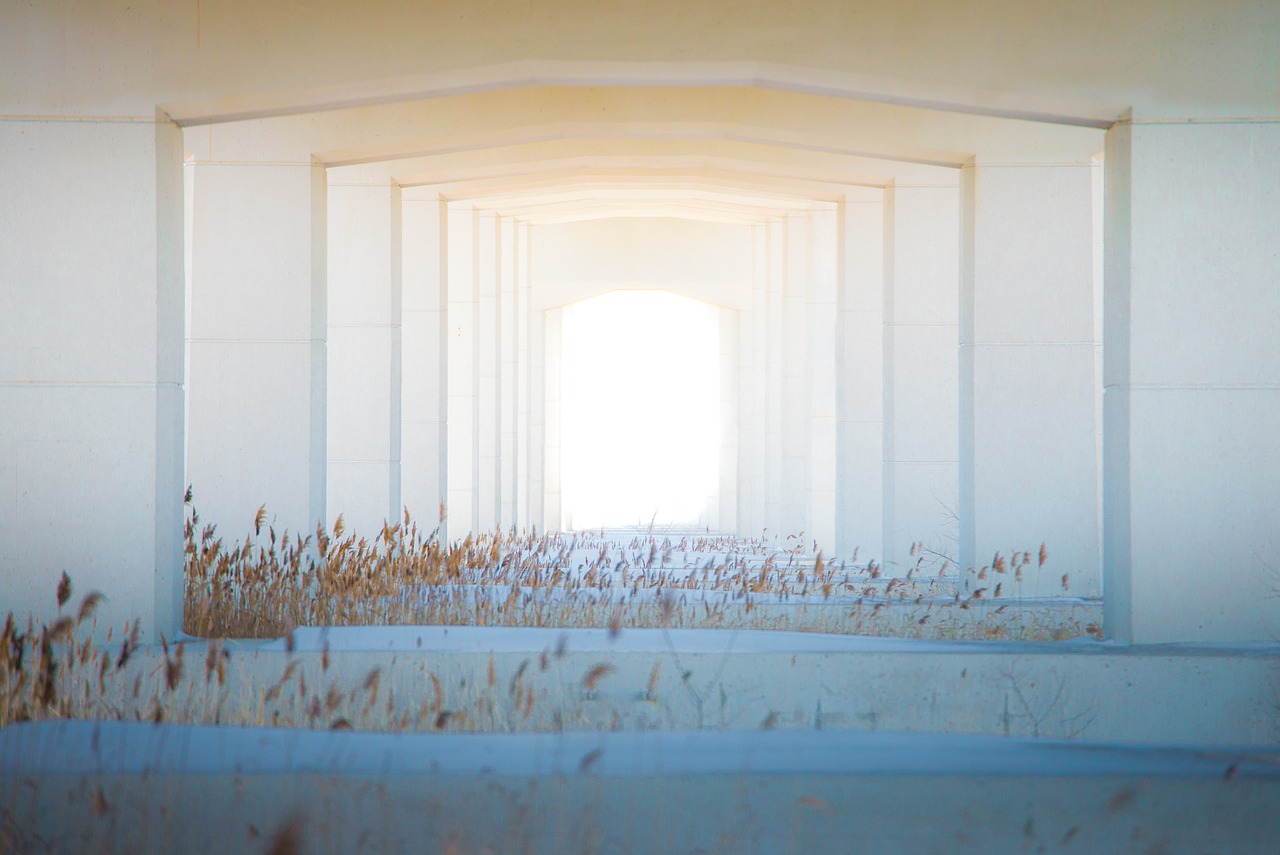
[561, 290, 720, 531]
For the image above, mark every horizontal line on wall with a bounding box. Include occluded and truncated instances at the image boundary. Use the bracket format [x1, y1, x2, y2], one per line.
[960, 340, 1095, 347]
[0, 113, 156, 124]
[884, 322, 957, 327]
[962, 162, 1097, 169]
[1106, 383, 1280, 391]
[1124, 116, 1280, 126]
[329, 459, 396, 465]
[885, 459, 959, 465]
[188, 338, 319, 344]
[328, 323, 400, 330]
[0, 380, 182, 389]
[187, 159, 313, 167]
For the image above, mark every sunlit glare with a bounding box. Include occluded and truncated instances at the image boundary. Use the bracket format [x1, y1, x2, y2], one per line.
[560, 290, 720, 530]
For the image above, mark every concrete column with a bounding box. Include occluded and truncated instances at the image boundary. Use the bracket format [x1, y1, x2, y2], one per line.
[1103, 120, 1280, 643]
[326, 178, 402, 535]
[0, 115, 185, 639]
[500, 219, 519, 529]
[717, 309, 739, 533]
[782, 215, 810, 541]
[837, 195, 886, 563]
[959, 162, 1100, 596]
[528, 305, 547, 532]
[476, 212, 500, 532]
[807, 207, 839, 553]
[882, 181, 960, 576]
[543, 307, 563, 531]
[187, 156, 327, 541]
[516, 223, 533, 529]
[736, 224, 768, 539]
[446, 203, 476, 535]
[401, 197, 448, 536]
[764, 221, 786, 540]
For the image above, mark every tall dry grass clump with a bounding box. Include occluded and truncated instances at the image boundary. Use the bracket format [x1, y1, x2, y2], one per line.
[184, 493, 1089, 641]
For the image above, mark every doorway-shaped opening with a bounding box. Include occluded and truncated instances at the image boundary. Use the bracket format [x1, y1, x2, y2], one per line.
[560, 290, 721, 531]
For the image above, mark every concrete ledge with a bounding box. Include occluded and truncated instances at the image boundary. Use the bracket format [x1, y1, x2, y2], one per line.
[4, 721, 1279, 854]
[128, 626, 1280, 744]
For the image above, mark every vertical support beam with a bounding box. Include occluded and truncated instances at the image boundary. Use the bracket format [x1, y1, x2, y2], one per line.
[475, 211, 500, 532]
[736, 224, 767, 539]
[1103, 120, 1280, 642]
[782, 214, 809, 541]
[717, 308, 739, 533]
[500, 218, 519, 529]
[326, 177, 402, 534]
[882, 181, 960, 576]
[516, 223, 532, 528]
[959, 161, 1099, 596]
[401, 195, 448, 535]
[807, 207, 839, 553]
[837, 193, 885, 563]
[543, 307, 563, 531]
[764, 221, 786, 541]
[0, 114, 186, 640]
[528, 306, 546, 532]
[188, 153, 326, 540]
[446, 202, 476, 535]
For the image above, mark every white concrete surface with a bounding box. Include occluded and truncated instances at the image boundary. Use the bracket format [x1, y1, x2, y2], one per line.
[8, 719, 1278, 854]
[186, 154, 327, 541]
[0, 115, 184, 639]
[1104, 120, 1280, 643]
[326, 177, 402, 534]
[837, 196, 886, 561]
[882, 182, 960, 576]
[960, 162, 1101, 596]
[399, 197, 448, 530]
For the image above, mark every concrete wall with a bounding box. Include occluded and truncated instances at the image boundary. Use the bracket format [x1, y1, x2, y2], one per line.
[0, 115, 184, 638]
[1104, 121, 1280, 642]
[882, 182, 960, 575]
[185, 146, 327, 542]
[960, 161, 1101, 596]
[326, 176, 401, 535]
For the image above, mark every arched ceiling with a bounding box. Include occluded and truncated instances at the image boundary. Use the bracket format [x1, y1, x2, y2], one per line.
[198, 84, 1099, 230]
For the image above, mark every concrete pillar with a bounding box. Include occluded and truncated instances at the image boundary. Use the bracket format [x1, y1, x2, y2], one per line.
[837, 195, 886, 563]
[528, 304, 547, 532]
[1103, 120, 1280, 643]
[187, 156, 327, 541]
[782, 215, 810, 541]
[500, 219, 520, 529]
[401, 197, 448, 535]
[736, 224, 769, 538]
[807, 207, 839, 553]
[959, 162, 1100, 596]
[717, 309, 739, 533]
[326, 178, 402, 535]
[764, 221, 786, 540]
[476, 212, 504, 535]
[0, 115, 185, 639]
[446, 203, 476, 535]
[476, 212, 501, 532]
[516, 223, 533, 528]
[882, 182, 960, 576]
[543, 307, 563, 531]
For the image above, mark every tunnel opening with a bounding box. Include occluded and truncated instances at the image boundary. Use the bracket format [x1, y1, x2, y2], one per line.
[559, 289, 722, 532]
